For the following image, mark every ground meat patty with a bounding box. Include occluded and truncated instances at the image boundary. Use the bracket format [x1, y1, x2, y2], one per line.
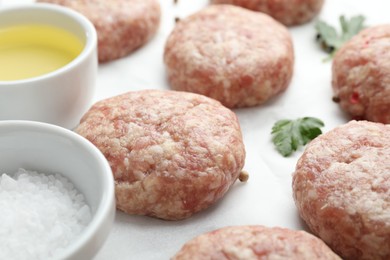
[172, 225, 341, 259]
[38, 0, 160, 62]
[332, 25, 390, 124]
[211, 0, 324, 26]
[164, 5, 294, 108]
[75, 90, 246, 220]
[292, 121, 390, 260]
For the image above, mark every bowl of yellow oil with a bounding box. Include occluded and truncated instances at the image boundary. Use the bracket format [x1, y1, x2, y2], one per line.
[0, 4, 97, 129]
[0, 24, 84, 81]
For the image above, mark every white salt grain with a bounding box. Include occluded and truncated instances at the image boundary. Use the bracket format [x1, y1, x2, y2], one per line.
[0, 168, 92, 260]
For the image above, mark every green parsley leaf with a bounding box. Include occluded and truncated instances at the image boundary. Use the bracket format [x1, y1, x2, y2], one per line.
[315, 15, 365, 58]
[271, 117, 325, 157]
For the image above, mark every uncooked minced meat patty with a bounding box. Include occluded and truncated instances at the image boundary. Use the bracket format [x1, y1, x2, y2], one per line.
[75, 90, 246, 220]
[211, 0, 325, 26]
[164, 5, 294, 108]
[293, 121, 390, 259]
[172, 225, 341, 259]
[332, 25, 390, 124]
[38, 0, 161, 62]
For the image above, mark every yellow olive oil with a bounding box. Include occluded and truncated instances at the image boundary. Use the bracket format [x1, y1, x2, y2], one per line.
[0, 24, 84, 81]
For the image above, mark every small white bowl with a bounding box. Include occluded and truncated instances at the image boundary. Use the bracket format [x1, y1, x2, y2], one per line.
[0, 4, 97, 129]
[0, 120, 115, 259]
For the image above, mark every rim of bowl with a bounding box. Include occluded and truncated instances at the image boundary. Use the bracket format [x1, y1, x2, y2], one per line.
[0, 120, 115, 258]
[0, 3, 97, 85]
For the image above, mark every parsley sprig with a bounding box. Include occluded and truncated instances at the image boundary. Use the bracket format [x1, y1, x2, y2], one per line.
[315, 15, 365, 58]
[271, 117, 324, 157]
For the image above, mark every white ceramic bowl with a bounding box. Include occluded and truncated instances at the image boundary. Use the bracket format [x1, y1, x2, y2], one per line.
[0, 4, 97, 129]
[0, 120, 115, 259]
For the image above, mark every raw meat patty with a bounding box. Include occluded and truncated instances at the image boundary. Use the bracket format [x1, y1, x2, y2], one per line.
[172, 225, 341, 259]
[164, 5, 294, 108]
[38, 0, 161, 62]
[211, 0, 325, 26]
[332, 25, 390, 124]
[75, 90, 246, 220]
[293, 121, 390, 259]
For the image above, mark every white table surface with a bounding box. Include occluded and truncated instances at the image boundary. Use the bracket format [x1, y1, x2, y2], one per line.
[2, 0, 389, 259]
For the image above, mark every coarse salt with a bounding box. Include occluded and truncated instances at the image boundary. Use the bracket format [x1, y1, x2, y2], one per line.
[0, 168, 91, 260]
